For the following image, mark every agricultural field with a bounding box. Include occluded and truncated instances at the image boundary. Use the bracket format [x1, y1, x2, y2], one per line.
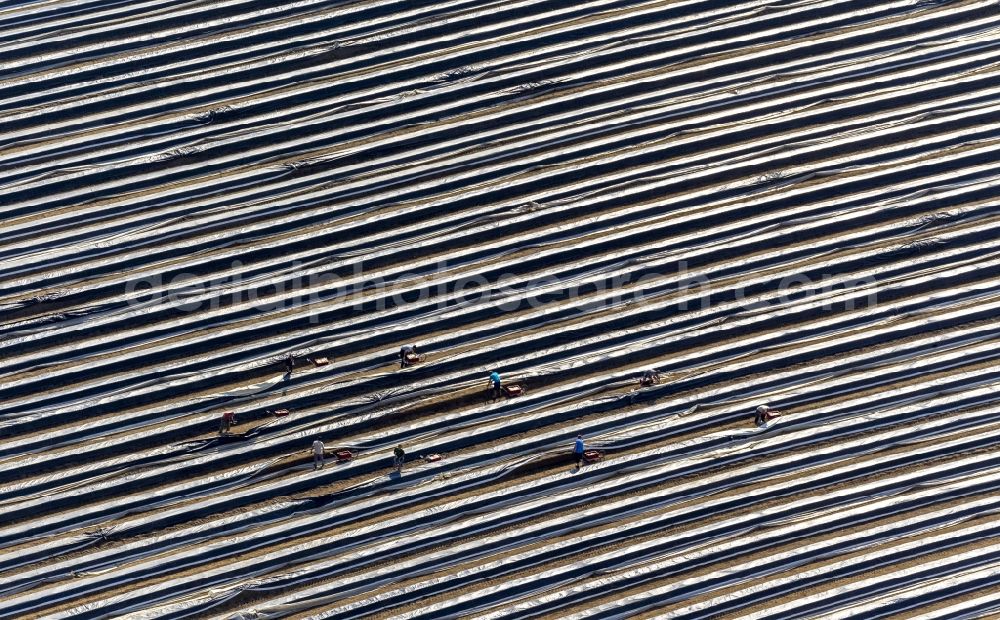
[1, 0, 999, 618]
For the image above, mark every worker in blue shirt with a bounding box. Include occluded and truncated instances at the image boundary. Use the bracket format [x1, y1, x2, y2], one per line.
[487, 370, 502, 402]
[573, 434, 585, 468]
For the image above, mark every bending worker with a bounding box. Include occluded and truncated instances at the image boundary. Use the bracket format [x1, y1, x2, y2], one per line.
[219, 410, 236, 435]
[487, 370, 502, 401]
[754, 404, 781, 426]
[399, 343, 418, 368]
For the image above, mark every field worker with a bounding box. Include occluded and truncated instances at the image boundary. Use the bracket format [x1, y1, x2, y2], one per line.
[641, 368, 661, 386]
[219, 411, 236, 435]
[399, 343, 418, 368]
[755, 405, 779, 426]
[393, 444, 406, 471]
[574, 434, 585, 468]
[284, 354, 295, 378]
[487, 370, 502, 401]
[313, 437, 326, 470]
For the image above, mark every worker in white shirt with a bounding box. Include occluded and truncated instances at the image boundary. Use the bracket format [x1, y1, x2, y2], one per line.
[313, 438, 326, 470]
[754, 405, 782, 426]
